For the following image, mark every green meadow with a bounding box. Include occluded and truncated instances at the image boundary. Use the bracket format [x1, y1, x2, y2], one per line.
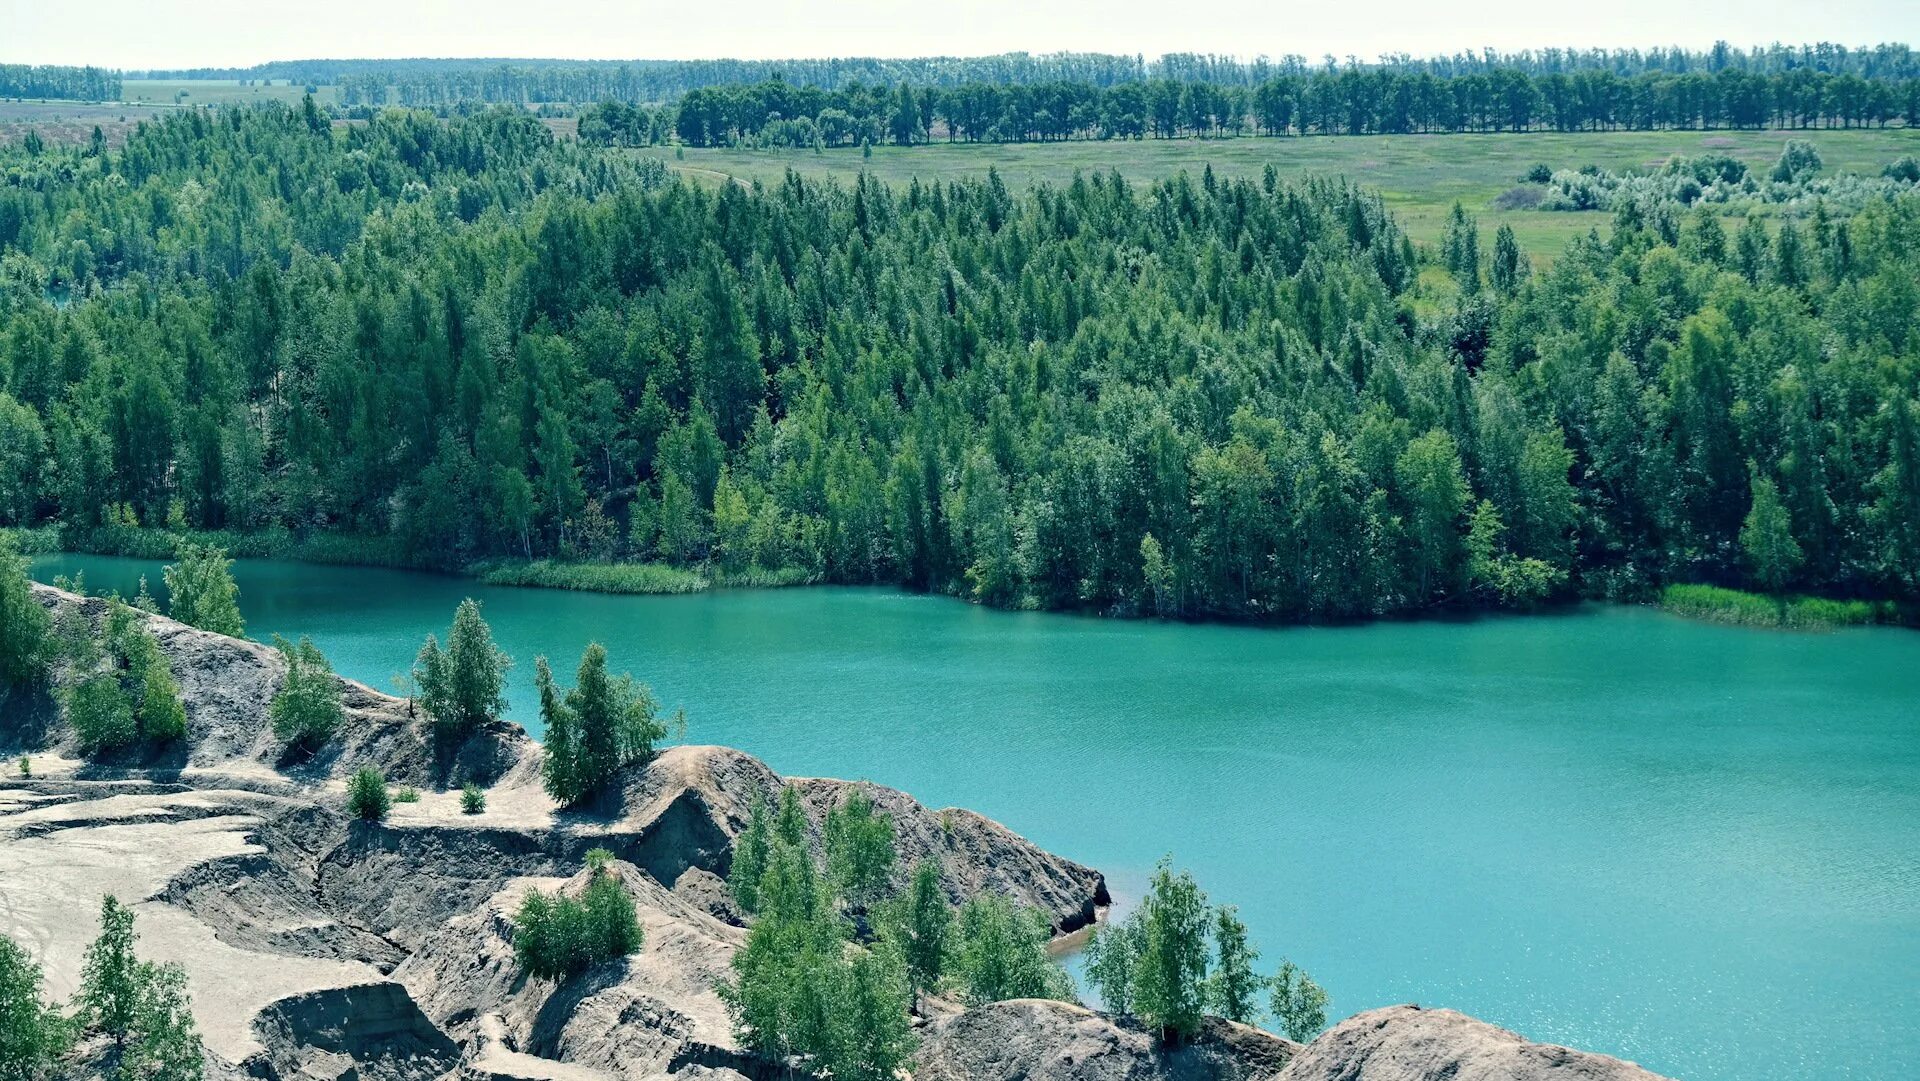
[644, 127, 1920, 259]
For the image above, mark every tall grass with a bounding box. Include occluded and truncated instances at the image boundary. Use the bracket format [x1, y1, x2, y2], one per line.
[1659, 583, 1899, 630]
[475, 560, 711, 595]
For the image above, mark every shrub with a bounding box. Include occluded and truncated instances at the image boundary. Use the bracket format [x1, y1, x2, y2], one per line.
[538, 643, 673, 807]
[512, 858, 642, 979]
[346, 767, 390, 822]
[460, 783, 486, 815]
[1270, 959, 1330, 1042]
[392, 786, 420, 803]
[269, 636, 342, 750]
[951, 894, 1075, 1006]
[1770, 139, 1822, 183]
[414, 599, 509, 736]
[1522, 163, 1553, 184]
[104, 601, 187, 745]
[68, 673, 136, 753]
[162, 544, 244, 636]
[0, 537, 51, 687]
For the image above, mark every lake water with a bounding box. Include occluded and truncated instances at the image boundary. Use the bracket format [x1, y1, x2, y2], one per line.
[31, 554, 1920, 1081]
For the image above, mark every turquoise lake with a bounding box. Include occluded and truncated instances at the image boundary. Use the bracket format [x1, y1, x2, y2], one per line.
[31, 553, 1920, 1081]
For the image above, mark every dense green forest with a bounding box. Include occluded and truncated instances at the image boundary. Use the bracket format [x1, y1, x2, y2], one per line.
[1, 102, 1917, 621]
[151, 42, 1919, 108]
[595, 68, 1920, 150]
[0, 64, 122, 102]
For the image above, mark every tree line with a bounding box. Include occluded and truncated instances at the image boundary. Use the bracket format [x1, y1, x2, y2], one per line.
[644, 68, 1920, 149]
[1, 103, 1917, 625]
[275, 41, 1920, 107]
[0, 64, 121, 102]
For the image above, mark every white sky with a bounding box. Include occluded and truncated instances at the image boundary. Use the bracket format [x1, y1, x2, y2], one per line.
[3, 0, 1917, 71]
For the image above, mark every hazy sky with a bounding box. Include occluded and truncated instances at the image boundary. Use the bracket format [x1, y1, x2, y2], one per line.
[5, 0, 1918, 71]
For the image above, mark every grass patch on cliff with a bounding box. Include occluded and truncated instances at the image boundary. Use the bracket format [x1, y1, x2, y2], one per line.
[1659, 584, 1906, 630]
[475, 560, 711, 595]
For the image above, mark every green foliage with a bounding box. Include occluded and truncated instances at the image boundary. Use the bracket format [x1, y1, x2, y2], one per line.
[1658, 583, 1893, 629]
[538, 643, 671, 807]
[950, 895, 1075, 1006]
[1089, 862, 1317, 1044]
[728, 792, 774, 913]
[1084, 914, 1145, 1015]
[875, 861, 951, 997]
[824, 788, 896, 909]
[1205, 905, 1265, 1024]
[1269, 959, 1330, 1042]
[60, 601, 187, 754]
[0, 935, 71, 1081]
[162, 546, 243, 637]
[0, 538, 51, 687]
[269, 636, 342, 749]
[1741, 470, 1803, 594]
[720, 784, 917, 1080]
[477, 560, 709, 595]
[105, 602, 187, 744]
[76, 895, 204, 1079]
[460, 783, 486, 814]
[1770, 139, 1824, 183]
[345, 767, 390, 822]
[414, 599, 510, 736]
[512, 858, 642, 980]
[67, 673, 136, 754]
[1131, 861, 1213, 1043]
[2, 102, 1917, 630]
[392, 786, 420, 803]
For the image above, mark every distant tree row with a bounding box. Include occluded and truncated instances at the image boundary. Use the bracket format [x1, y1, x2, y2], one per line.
[0, 64, 121, 101]
[641, 68, 1920, 149]
[297, 43, 1920, 107]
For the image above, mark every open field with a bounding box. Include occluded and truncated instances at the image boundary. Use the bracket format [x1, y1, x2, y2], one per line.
[0, 99, 172, 148]
[641, 127, 1920, 259]
[121, 79, 340, 106]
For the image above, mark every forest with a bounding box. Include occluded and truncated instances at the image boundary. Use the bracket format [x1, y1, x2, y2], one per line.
[313, 42, 1920, 107]
[0, 64, 123, 102]
[614, 68, 1920, 149]
[0, 100, 1917, 623]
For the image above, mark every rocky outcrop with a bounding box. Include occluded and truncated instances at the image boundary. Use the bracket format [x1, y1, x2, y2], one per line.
[1275, 1006, 1672, 1081]
[247, 981, 460, 1081]
[605, 745, 1111, 932]
[17, 584, 534, 789]
[395, 861, 747, 1079]
[918, 999, 1301, 1081]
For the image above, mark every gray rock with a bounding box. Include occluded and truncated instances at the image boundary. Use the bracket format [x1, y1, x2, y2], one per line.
[1276, 1005, 1675, 1081]
[918, 999, 1301, 1081]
